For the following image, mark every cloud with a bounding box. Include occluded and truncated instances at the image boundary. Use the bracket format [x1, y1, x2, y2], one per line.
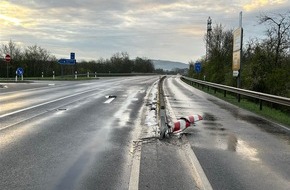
[1, 0, 290, 62]
[242, 0, 287, 11]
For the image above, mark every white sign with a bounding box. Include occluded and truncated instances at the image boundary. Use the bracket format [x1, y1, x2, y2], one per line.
[233, 28, 242, 52]
[233, 71, 239, 77]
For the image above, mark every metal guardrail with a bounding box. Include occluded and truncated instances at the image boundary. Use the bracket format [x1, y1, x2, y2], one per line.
[158, 76, 168, 139]
[181, 76, 290, 110]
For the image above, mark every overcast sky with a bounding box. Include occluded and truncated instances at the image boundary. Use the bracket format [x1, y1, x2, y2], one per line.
[1, 0, 289, 63]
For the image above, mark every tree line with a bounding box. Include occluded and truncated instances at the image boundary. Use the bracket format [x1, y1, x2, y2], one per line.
[189, 12, 290, 98]
[0, 42, 155, 78]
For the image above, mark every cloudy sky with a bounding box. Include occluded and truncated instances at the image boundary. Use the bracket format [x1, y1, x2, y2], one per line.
[1, 0, 289, 63]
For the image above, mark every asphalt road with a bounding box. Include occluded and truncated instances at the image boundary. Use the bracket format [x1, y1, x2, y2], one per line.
[163, 76, 290, 190]
[1, 76, 289, 190]
[0, 77, 159, 190]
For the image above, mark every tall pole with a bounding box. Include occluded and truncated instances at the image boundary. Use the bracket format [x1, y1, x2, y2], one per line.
[6, 61, 8, 79]
[237, 11, 243, 102]
[237, 12, 243, 89]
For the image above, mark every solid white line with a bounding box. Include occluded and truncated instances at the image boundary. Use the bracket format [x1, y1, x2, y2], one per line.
[128, 140, 142, 190]
[164, 76, 213, 190]
[181, 139, 213, 190]
[128, 81, 159, 190]
[104, 97, 115, 104]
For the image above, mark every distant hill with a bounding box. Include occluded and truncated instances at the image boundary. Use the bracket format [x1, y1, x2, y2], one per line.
[152, 60, 189, 71]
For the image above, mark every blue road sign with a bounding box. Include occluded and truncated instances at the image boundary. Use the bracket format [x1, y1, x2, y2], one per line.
[70, 52, 75, 60]
[16, 67, 24, 76]
[195, 62, 201, 73]
[58, 58, 76, 65]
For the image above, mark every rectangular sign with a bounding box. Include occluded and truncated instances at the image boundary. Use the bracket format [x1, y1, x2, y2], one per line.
[233, 70, 239, 77]
[194, 62, 201, 73]
[233, 28, 242, 52]
[58, 58, 76, 65]
[70, 52, 75, 60]
[232, 51, 240, 71]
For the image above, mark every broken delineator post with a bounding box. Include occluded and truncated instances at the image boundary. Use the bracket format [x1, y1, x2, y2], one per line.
[171, 114, 203, 133]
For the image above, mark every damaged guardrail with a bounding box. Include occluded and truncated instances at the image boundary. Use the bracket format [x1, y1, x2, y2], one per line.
[158, 76, 168, 139]
[181, 76, 290, 110]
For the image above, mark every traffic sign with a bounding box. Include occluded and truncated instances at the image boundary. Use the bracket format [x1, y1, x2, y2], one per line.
[70, 52, 75, 60]
[195, 62, 201, 73]
[233, 70, 239, 77]
[5, 54, 11, 62]
[16, 67, 24, 76]
[58, 58, 76, 65]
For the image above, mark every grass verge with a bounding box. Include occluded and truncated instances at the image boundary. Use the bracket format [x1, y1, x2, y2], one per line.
[182, 79, 290, 128]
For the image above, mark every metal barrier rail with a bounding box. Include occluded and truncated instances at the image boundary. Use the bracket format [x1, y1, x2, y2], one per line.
[181, 76, 290, 109]
[158, 76, 168, 139]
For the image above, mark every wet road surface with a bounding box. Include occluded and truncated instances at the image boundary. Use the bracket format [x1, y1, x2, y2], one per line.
[1, 76, 290, 190]
[0, 77, 158, 190]
[163, 76, 290, 190]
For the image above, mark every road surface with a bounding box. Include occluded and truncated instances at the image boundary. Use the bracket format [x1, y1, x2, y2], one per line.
[0, 77, 159, 190]
[1, 76, 289, 190]
[162, 76, 290, 190]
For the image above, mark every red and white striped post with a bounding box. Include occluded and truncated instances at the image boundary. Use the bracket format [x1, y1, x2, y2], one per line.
[171, 114, 203, 133]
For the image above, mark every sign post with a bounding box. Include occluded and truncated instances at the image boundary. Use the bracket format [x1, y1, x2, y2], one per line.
[58, 53, 76, 78]
[16, 67, 24, 81]
[5, 54, 11, 78]
[232, 11, 243, 102]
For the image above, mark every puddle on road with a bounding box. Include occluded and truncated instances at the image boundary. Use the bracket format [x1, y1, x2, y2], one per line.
[227, 133, 238, 151]
[198, 112, 261, 162]
[203, 112, 217, 121]
[203, 122, 226, 131]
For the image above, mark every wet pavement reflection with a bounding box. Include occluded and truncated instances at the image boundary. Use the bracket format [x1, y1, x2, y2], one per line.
[207, 98, 290, 145]
[197, 112, 261, 162]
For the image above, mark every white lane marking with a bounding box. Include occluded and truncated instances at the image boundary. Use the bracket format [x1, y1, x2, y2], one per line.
[164, 76, 213, 190]
[128, 140, 142, 190]
[181, 139, 213, 190]
[104, 97, 115, 104]
[0, 87, 106, 118]
[128, 80, 159, 190]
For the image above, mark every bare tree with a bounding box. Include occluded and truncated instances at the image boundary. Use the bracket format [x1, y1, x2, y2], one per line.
[0, 40, 22, 61]
[259, 11, 290, 67]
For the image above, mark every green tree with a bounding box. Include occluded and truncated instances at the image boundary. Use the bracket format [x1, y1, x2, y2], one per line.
[202, 24, 233, 84]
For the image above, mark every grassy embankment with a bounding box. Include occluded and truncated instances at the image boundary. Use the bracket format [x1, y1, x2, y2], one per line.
[182, 79, 290, 127]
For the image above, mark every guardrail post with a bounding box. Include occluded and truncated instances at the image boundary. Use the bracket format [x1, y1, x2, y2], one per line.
[87, 72, 89, 78]
[95, 72, 97, 78]
[75, 71, 77, 79]
[53, 71, 55, 80]
[224, 90, 226, 97]
[238, 94, 241, 102]
[259, 99, 263, 110]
